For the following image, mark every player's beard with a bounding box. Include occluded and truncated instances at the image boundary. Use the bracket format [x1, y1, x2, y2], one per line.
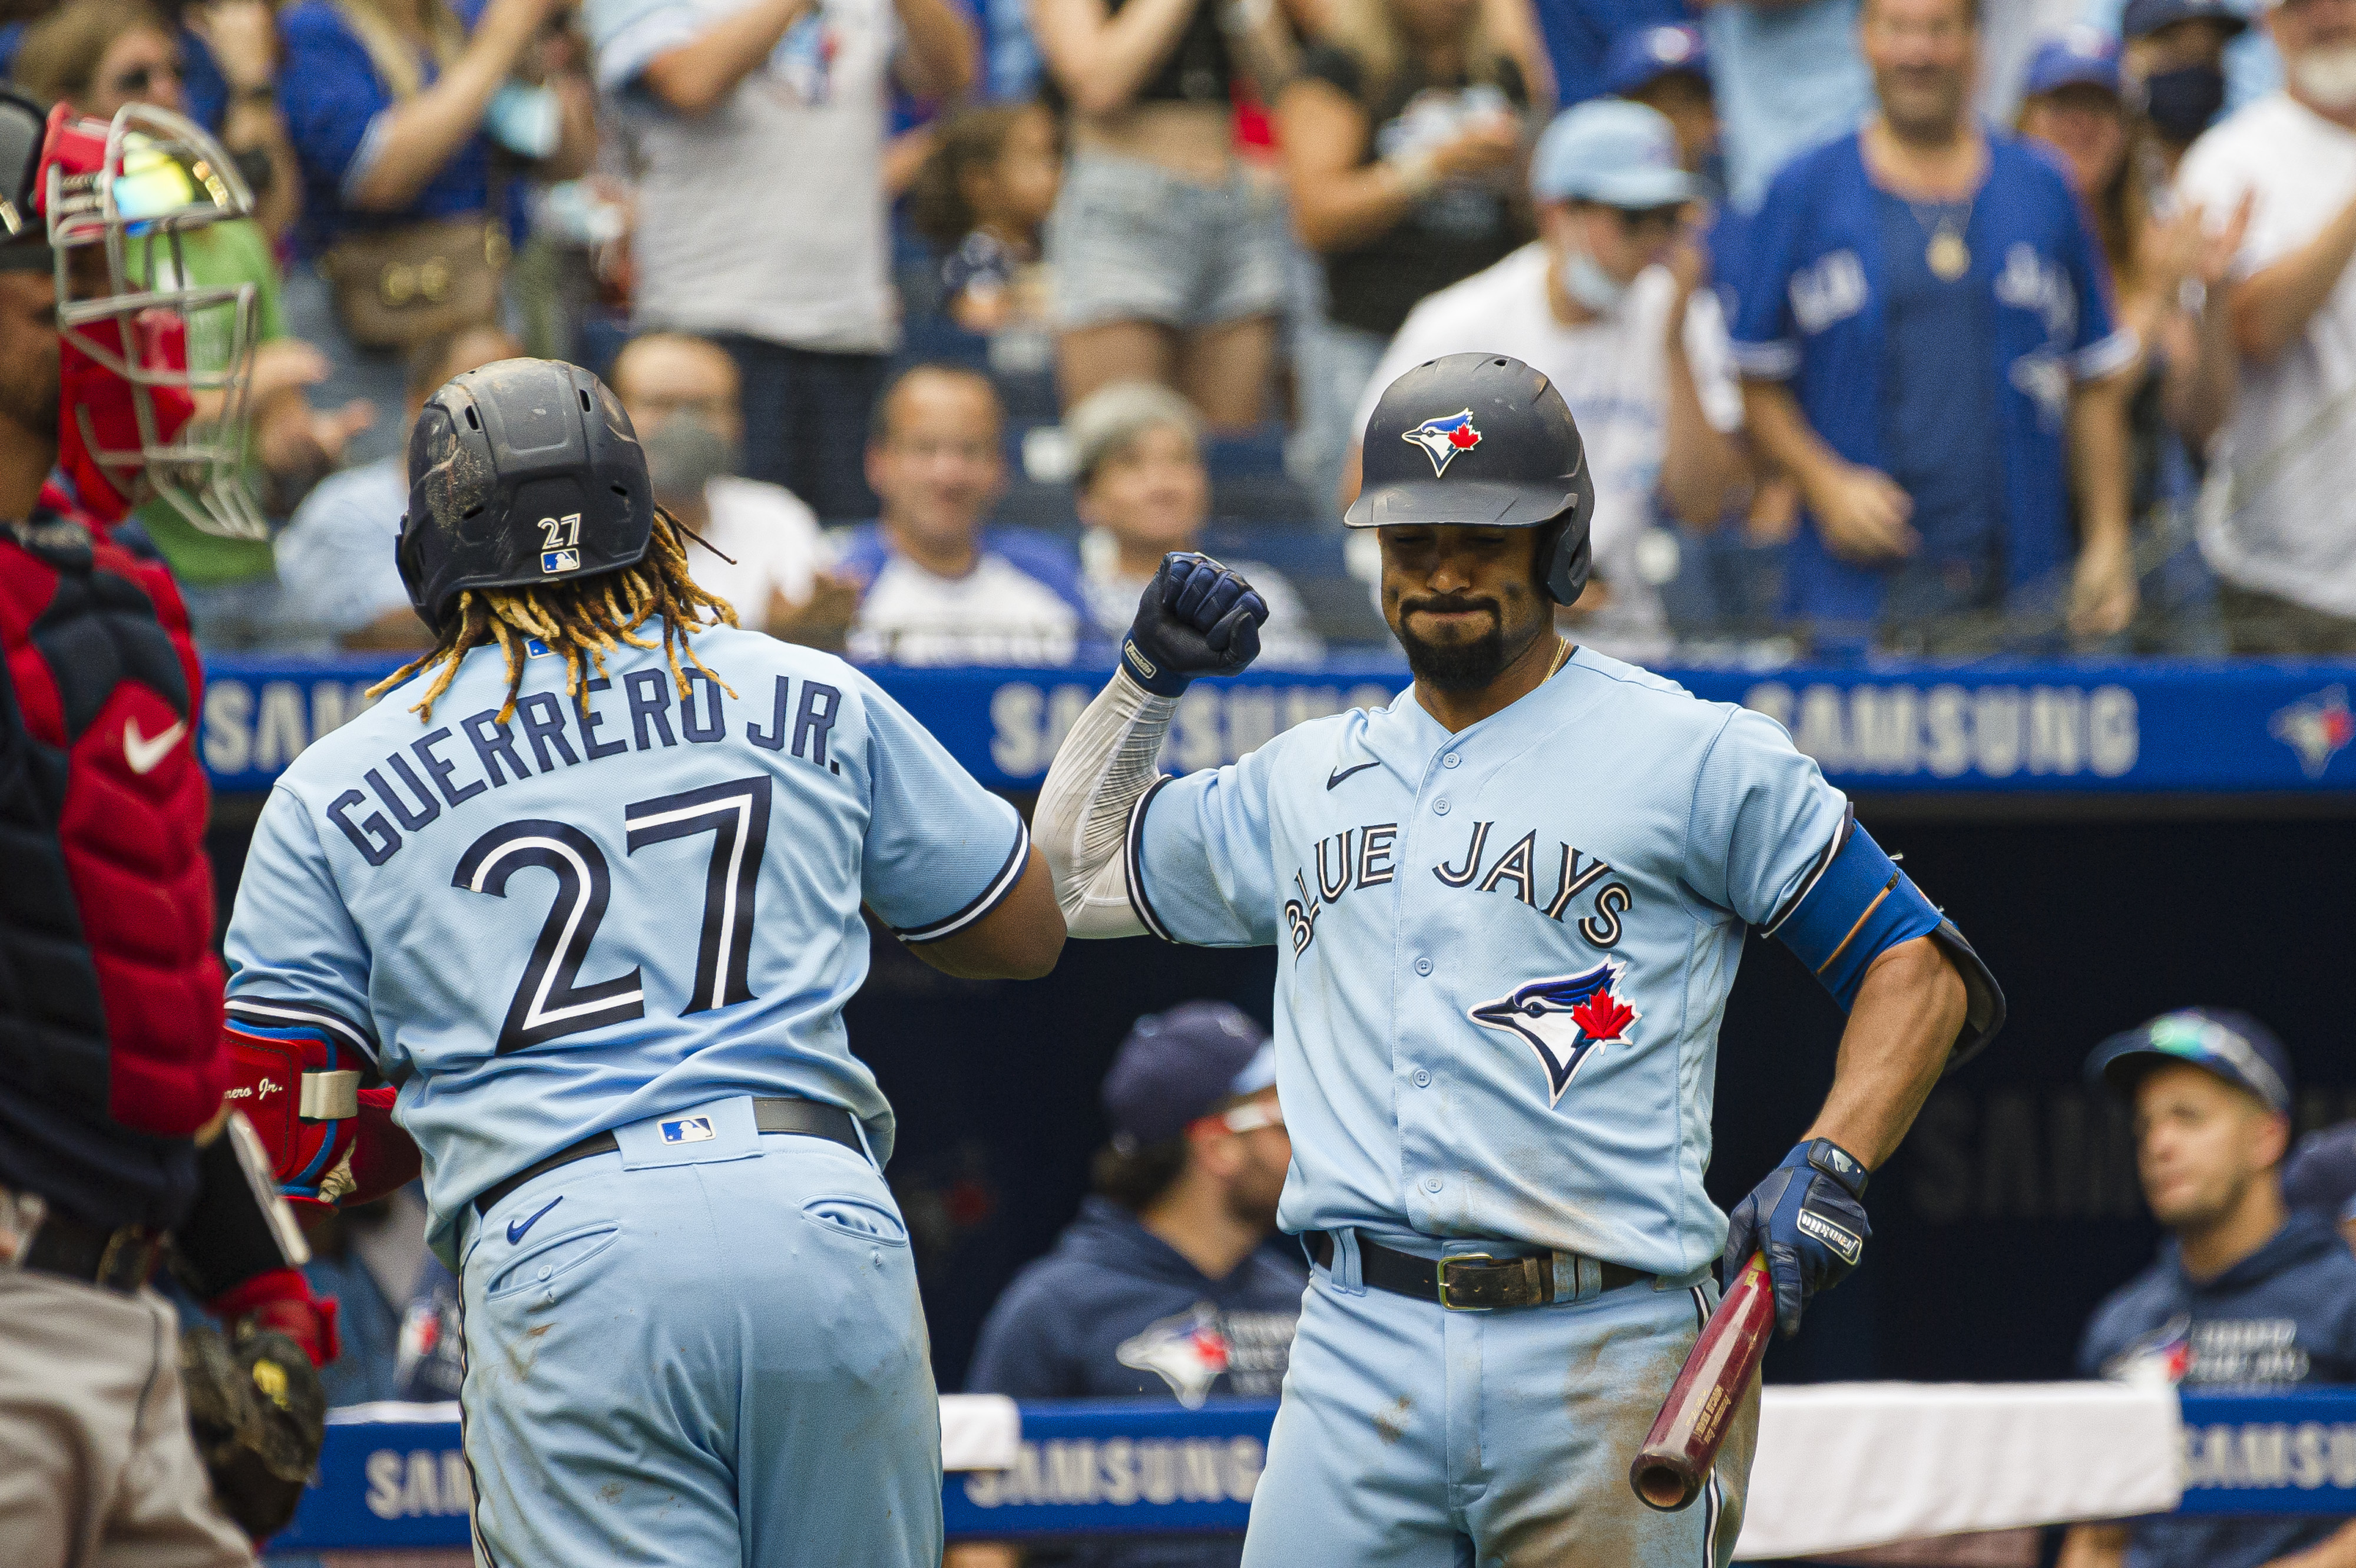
[1394, 593, 1541, 694]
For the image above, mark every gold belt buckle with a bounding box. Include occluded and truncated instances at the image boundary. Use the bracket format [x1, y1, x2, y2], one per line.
[1437, 1252, 1500, 1311]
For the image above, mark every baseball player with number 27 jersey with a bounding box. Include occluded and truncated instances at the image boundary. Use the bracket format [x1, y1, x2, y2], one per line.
[1040, 355, 2003, 1567]
[219, 360, 1064, 1568]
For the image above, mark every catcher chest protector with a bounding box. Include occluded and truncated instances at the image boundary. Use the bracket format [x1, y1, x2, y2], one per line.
[397, 358, 655, 631]
[1344, 352, 1599, 606]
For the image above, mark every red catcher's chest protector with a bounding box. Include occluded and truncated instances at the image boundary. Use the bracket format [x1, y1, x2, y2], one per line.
[0, 501, 226, 1136]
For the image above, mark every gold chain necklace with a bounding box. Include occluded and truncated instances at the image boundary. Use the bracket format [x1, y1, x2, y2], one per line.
[1546, 637, 1575, 679]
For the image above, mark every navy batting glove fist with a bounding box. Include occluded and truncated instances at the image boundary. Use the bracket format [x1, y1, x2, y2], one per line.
[1721, 1138, 1871, 1339]
[1121, 552, 1269, 697]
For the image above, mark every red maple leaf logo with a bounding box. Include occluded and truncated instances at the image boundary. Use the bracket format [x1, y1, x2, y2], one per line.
[1569, 990, 1636, 1044]
[1447, 422, 1481, 451]
[2327, 706, 2356, 749]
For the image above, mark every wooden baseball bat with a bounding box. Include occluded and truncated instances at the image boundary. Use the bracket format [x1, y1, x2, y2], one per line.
[1629, 1252, 1774, 1511]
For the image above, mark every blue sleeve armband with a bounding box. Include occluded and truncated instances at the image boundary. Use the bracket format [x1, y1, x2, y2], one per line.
[1765, 811, 2006, 1066]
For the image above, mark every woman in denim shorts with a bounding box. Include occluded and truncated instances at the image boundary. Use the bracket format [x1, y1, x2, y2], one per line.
[1031, 0, 1298, 426]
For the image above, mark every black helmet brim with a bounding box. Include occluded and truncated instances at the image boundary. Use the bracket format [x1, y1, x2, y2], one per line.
[1342, 475, 1588, 531]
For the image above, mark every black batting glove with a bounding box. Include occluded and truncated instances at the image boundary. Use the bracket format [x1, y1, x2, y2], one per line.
[1720, 1137, 1871, 1339]
[1120, 551, 1268, 697]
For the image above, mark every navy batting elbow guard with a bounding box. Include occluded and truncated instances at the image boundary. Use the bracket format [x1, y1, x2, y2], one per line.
[1766, 811, 2006, 1064]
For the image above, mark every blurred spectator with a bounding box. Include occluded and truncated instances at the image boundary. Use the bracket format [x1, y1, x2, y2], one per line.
[1068, 381, 1326, 663]
[2121, 0, 2245, 175]
[838, 364, 1087, 663]
[1350, 100, 1748, 661]
[607, 331, 861, 644]
[2062, 1010, 2356, 1568]
[297, 1189, 431, 1408]
[17, 0, 376, 649]
[2283, 1122, 2356, 1252]
[2018, 29, 2243, 652]
[1732, 0, 2137, 652]
[589, 0, 975, 522]
[394, 1254, 465, 1402]
[1030, 0, 1298, 425]
[1602, 21, 1716, 177]
[1536, 0, 1688, 110]
[2175, 0, 2356, 654]
[952, 1002, 1301, 1568]
[909, 101, 1063, 338]
[1278, 0, 1533, 519]
[277, 0, 593, 467]
[274, 323, 521, 650]
[1702, 0, 1870, 212]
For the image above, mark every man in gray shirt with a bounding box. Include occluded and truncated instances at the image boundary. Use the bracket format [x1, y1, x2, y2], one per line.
[588, 0, 975, 519]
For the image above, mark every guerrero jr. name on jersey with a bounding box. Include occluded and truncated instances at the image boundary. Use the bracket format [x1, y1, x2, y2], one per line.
[326, 671, 843, 867]
[1282, 819, 1633, 959]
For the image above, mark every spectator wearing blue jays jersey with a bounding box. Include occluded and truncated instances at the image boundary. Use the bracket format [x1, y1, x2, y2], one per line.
[955, 1003, 1302, 1568]
[2066, 1011, 2356, 1568]
[1732, 0, 2139, 651]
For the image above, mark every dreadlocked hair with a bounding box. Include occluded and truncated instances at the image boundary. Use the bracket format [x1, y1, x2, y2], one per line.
[371, 510, 741, 725]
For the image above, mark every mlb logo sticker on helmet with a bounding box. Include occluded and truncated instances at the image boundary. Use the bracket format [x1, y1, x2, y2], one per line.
[541, 548, 581, 574]
[660, 1116, 715, 1144]
[1404, 410, 1483, 477]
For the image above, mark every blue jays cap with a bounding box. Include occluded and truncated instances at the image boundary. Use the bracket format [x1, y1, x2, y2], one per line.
[1530, 99, 1702, 210]
[1103, 1001, 1273, 1148]
[2121, 0, 2246, 40]
[2085, 1008, 2293, 1114]
[2284, 1123, 2356, 1218]
[1601, 24, 1710, 97]
[2023, 29, 2122, 97]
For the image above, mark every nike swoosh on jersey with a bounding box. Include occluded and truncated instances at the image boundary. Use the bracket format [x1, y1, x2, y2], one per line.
[1326, 760, 1380, 790]
[507, 1196, 563, 1245]
[124, 717, 187, 775]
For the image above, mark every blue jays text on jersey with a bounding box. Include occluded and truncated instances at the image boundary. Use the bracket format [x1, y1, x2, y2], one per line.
[1127, 647, 1954, 1279]
[221, 623, 1028, 1265]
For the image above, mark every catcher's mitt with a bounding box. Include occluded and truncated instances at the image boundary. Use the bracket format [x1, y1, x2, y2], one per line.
[180, 1322, 327, 1541]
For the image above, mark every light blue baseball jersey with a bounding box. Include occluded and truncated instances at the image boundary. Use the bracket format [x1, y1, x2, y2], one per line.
[223, 623, 1026, 1262]
[1130, 647, 1848, 1279]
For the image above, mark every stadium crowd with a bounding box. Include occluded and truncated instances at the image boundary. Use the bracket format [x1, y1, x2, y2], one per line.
[2, 0, 2351, 663]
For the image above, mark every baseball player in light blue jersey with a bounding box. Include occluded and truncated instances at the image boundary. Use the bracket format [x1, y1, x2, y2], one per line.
[1037, 353, 2005, 1567]
[219, 359, 1066, 1567]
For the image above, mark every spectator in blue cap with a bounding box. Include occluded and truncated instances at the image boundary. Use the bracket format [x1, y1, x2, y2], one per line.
[2017, 27, 2242, 653]
[1347, 97, 1750, 664]
[953, 1001, 1302, 1568]
[2063, 1009, 2356, 1568]
[1603, 22, 1717, 178]
[2284, 1121, 2356, 1251]
[2121, 0, 2248, 171]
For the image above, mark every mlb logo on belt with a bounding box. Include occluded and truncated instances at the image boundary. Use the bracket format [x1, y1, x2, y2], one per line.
[542, 548, 581, 574]
[660, 1116, 715, 1144]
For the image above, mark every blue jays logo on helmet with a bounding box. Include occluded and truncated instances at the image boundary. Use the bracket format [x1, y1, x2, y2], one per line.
[1403, 409, 1483, 477]
[1468, 961, 1641, 1106]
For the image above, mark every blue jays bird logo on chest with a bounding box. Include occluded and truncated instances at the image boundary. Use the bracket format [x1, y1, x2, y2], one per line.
[1404, 410, 1482, 477]
[1469, 961, 1640, 1106]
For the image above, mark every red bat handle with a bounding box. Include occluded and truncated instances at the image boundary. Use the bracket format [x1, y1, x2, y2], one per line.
[1629, 1252, 1774, 1512]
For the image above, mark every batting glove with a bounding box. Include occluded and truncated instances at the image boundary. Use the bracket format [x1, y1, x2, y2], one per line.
[1721, 1137, 1871, 1338]
[1121, 552, 1268, 697]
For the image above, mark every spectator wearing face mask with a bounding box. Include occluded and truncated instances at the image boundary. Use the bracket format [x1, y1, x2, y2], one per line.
[606, 332, 858, 646]
[2018, 29, 2245, 652]
[273, 324, 521, 651]
[2122, 0, 2246, 174]
[837, 364, 1088, 664]
[1346, 100, 1750, 663]
[1067, 381, 1325, 664]
[2174, 0, 2356, 653]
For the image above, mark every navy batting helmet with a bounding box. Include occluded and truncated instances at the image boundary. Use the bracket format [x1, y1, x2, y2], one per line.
[396, 358, 655, 631]
[1344, 353, 1597, 606]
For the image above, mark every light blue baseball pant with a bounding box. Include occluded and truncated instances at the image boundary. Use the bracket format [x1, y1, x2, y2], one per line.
[1240, 1242, 1756, 1568]
[455, 1095, 941, 1567]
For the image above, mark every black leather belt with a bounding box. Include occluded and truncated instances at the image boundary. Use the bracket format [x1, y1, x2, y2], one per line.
[17, 1209, 164, 1294]
[1309, 1228, 1648, 1311]
[473, 1097, 862, 1217]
